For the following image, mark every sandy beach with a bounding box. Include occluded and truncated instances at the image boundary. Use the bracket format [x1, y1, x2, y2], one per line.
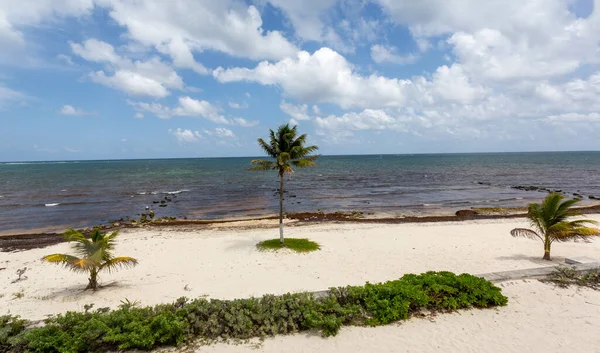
[2, 216, 600, 352]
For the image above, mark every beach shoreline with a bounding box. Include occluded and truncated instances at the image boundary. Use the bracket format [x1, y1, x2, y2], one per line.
[2, 203, 600, 251]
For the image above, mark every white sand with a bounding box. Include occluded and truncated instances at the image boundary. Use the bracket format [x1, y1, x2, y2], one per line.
[2, 216, 600, 329]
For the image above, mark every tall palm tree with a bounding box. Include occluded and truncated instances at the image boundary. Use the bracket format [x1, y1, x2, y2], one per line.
[43, 228, 138, 290]
[249, 124, 319, 244]
[510, 193, 600, 260]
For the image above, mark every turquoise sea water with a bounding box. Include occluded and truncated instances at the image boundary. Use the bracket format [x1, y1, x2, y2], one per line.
[1, 152, 599, 232]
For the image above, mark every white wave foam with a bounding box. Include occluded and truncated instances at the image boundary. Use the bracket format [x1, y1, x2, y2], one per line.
[45, 203, 60, 207]
[164, 189, 189, 195]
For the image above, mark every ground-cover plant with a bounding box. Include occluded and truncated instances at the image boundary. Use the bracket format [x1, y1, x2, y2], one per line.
[510, 193, 600, 260]
[542, 267, 600, 290]
[248, 124, 319, 245]
[0, 272, 507, 352]
[42, 228, 138, 290]
[256, 238, 321, 253]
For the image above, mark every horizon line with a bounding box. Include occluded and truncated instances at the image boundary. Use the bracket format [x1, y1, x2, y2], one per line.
[1, 150, 599, 164]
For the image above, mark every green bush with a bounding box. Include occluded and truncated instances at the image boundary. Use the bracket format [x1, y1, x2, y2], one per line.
[0, 272, 507, 352]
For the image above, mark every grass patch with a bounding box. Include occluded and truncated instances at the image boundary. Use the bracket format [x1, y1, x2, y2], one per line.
[542, 267, 600, 290]
[0, 272, 507, 352]
[257, 238, 321, 253]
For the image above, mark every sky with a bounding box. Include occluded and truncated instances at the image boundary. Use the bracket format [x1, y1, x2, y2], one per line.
[0, 0, 599, 161]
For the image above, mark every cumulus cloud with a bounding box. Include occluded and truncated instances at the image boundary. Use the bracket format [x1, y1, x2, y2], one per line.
[169, 128, 203, 143]
[370, 44, 418, 65]
[214, 47, 490, 108]
[58, 105, 92, 116]
[280, 101, 311, 121]
[128, 96, 229, 124]
[232, 117, 258, 127]
[129, 96, 257, 127]
[214, 48, 414, 109]
[71, 39, 185, 98]
[203, 127, 236, 138]
[96, 0, 297, 65]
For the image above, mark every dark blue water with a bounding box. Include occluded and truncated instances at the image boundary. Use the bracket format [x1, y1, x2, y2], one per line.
[1, 152, 599, 232]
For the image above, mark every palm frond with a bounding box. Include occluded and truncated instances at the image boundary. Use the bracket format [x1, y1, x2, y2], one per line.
[63, 228, 87, 242]
[42, 254, 91, 273]
[247, 159, 276, 171]
[291, 158, 317, 168]
[552, 227, 600, 242]
[42, 253, 80, 264]
[258, 138, 277, 157]
[100, 257, 138, 273]
[510, 228, 543, 241]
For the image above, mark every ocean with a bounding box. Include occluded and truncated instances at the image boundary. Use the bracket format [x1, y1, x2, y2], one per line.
[1, 152, 599, 233]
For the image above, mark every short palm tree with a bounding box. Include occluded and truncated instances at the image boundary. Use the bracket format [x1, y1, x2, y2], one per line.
[249, 124, 319, 244]
[42, 228, 138, 290]
[510, 193, 600, 260]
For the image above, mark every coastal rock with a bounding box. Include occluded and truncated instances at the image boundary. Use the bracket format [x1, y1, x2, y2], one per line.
[455, 210, 479, 218]
[590, 195, 600, 200]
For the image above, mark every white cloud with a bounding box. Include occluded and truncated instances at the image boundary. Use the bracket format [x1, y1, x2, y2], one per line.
[0, 0, 94, 64]
[430, 64, 487, 103]
[280, 101, 311, 120]
[90, 70, 171, 98]
[96, 0, 298, 65]
[203, 127, 235, 138]
[232, 117, 259, 127]
[370, 44, 418, 65]
[128, 96, 229, 124]
[375, 0, 600, 81]
[71, 39, 185, 98]
[71, 39, 120, 63]
[169, 128, 203, 143]
[134, 112, 144, 119]
[58, 104, 92, 116]
[214, 48, 414, 109]
[315, 109, 410, 135]
[129, 96, 257, 127]
[214, 47, 490, 108]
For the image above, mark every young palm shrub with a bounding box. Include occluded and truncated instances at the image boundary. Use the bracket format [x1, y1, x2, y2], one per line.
[510, 193, 600, 260]
[42, 228, 138, 290]
[248, 124, 319, 244]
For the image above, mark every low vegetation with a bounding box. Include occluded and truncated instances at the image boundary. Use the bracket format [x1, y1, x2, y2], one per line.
[543, 267, 600, 290]
[0, 271, 506, 352]
[472, 207, 526, 215]
[256, 238, 321, 253]
[42, 228, 138, 290]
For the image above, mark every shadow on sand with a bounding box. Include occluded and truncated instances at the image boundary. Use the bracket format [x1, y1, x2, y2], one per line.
[495, 253, 564, 266]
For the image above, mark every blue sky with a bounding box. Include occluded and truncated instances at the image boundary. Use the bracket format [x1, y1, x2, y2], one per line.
[0, 0, 599, 161]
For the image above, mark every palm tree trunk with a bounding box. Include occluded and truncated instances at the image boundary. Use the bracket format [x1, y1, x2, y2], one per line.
[87, 268, 98, 290]
[279, 173, 284, 244]
[543, 238, 551, 261]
